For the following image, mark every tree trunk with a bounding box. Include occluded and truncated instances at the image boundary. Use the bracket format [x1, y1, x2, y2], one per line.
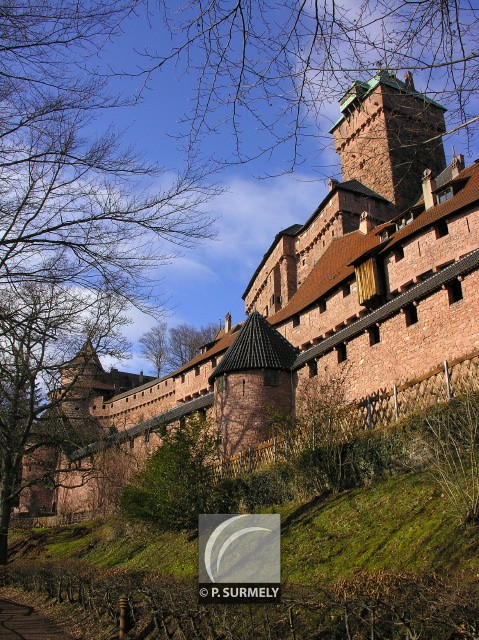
[0, 475, 12, 565]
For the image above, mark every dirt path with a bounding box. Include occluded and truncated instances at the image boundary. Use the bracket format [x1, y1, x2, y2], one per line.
[0, 599, 73, 639]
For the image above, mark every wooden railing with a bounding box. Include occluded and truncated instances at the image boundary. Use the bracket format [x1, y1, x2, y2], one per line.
[215, 349, 479, 478]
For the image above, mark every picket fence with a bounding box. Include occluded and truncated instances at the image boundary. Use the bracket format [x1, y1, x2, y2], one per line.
[214, 348, 479, 478]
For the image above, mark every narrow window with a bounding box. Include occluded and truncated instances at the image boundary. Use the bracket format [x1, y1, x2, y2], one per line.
[292, 314, 300, 327]
[195, 365, 200, 377]
[435, 221, 449, 238]
[447, 279, 463, 305]
[342, 282, 351, 297]
[369, 325, 380, 345]
[394, 246, 404, 262]
[318, 298, 327, 313]
[337, 343, 347, 363]
[242, 379, 245, 396]
[263, 370, 278, 387]
[404, 304, 418, 327]
[216, 375, 227, 391]
[308, 361, 318, 378]
[180, 374, 185, 383]
[129, 438, 134, 449]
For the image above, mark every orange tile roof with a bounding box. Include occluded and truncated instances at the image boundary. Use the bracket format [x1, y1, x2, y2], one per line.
[269, 229, 384, 325]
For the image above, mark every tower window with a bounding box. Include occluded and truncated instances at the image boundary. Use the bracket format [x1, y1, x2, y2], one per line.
[264, 370, 278, 387]
[434, 221, 449, 238]
[447, 279, 463, 305]
[394, 246, 404, 262]
[318, 298, 327, 313]
[342, 282, 351, 297]
[337, 343, 347, 363]
[404, 304, 418, 326]
[292, 314, 300, 327]
[368, 325, 381, 345]
[308, 361, 318, 378]
[195, 365, 200, 377]
[216, 375, 227, 391]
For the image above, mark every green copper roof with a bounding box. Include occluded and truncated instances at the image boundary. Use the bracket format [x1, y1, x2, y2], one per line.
[330, 70, 446, 133]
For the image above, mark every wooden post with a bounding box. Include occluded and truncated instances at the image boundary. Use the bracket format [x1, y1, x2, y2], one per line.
[119, 595, 128, 639]
[367, 397, 373, 429]
[444, 360, 453, 399]
[393, 385, 399, 420]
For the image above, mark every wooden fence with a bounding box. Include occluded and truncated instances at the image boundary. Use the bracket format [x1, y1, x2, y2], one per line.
[11, 511, 96, 529]
[215, 349, 479, 478]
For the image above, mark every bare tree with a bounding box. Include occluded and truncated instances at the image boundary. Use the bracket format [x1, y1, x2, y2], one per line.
[420, 395, 479, 524]
[167, 321, 221, 370]
[139, 323, 169, 377]
[137, 1, 479, 170]
[0, 282, 132, 563]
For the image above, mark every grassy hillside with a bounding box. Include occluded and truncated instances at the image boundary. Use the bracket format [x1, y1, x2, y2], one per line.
[9, 470, 479, 584]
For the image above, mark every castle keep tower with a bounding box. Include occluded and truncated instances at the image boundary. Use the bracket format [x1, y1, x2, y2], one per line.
[210, 312, 298, 456]
[331, 71, 447, 212]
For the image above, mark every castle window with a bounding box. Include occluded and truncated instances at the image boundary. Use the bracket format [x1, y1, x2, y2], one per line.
[380, 231, 389, 242]
[129, 438, 134, 449]
[342, 282, 351, 297]
[318, 298, 327, 313]
[337, 343, 347, 363]
[404, 304, 418, 326]
[217, 375, 227, 391]
[264, 306, 268, 317]
[195, 365, 200, 377]
[394, 247, 404, 262]
[181, 374, 185, 383]
[212, 357, 217, 367]
[264, 370, 278, 387]
[292, 314, 300, 327]
[242, 379, 245, 396]
[369, 325, 381, 346]
[437, 188, 453, 204]
[446, 279, 463, 305]
[308, 361, 318, 378]
[270, 294, 275, 306]
[434, 221, 449, 238]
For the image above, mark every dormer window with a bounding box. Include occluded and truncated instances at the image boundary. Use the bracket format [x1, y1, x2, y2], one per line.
[436, 188, 453, 204]
[380, 231, 389, 242]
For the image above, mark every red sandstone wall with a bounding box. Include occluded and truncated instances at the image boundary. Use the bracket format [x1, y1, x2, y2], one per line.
[214, 370, 294, 456]
[384, 208, 479, 295]
[297, 267, 479, 401]
[333, 84, 446, 211]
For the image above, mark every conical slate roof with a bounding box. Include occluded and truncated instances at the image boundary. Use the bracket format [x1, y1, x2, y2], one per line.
[209, 311, 299, 383]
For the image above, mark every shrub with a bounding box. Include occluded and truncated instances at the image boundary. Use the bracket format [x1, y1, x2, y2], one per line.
[121, 415, 219, 530]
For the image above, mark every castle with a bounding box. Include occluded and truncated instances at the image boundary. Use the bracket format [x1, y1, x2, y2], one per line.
[20, 70, 479, 516]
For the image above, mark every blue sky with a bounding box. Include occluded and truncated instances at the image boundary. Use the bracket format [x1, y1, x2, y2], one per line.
[91, 5, 475, 376]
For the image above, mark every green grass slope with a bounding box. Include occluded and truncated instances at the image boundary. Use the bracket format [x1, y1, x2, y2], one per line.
[10, 470, 479, 584]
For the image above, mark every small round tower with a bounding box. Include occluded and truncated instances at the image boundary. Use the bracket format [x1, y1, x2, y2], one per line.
[209, 311, 298, 456]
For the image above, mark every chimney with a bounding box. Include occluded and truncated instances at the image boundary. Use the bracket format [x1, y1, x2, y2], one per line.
[451, 153, 465, 178]
[359, 211, 375, 234]
[139, 370, 144, 383]
[225, 312, 232, 333]
[328, 178, 338, 191]
[404, 71, 415, 90]
[422, 168, 436, 210]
